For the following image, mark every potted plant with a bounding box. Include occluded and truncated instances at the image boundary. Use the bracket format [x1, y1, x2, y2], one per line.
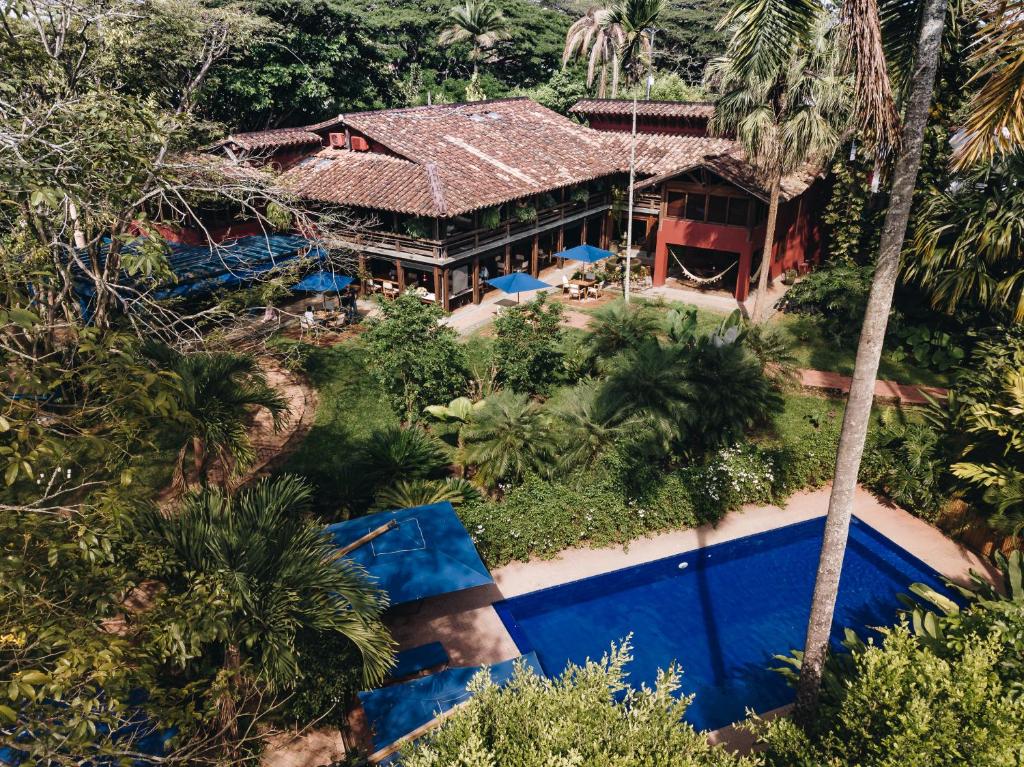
[480, 206, 502, 229]
[570, 187, 589, 205]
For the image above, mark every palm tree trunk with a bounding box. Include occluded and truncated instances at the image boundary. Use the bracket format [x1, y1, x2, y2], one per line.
[192, 436, 205, 481]
[598, 65, 607, 98]
[218, 643, 242, 746]
[751, 173, 782, 323]
[793, 0, 949, 723]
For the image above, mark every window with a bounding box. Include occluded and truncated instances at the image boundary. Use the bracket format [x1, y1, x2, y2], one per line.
[707, 195, 729, 224]
[685, 193, 706, 221]
[666, 191, 686, 217]
[727, 198, 749, 227]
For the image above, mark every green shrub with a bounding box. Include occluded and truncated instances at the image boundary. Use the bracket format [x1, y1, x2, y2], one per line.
[362, 293, 469, 419]
[860, 413, 950, 521]
[491, 293, 565, 394]
[777, 259, 874, 339]
[756, 626, 1024, 767]
[402, 639, 754, 767]
[347, 425, 449, 512]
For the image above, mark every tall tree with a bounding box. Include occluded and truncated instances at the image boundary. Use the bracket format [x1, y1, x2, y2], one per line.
[708, 10, 850, 322]
[562, 5, 625, 98]
[606, 0, 667, 86]
[439, 0, 509, 80]
[794, 0, 950, 720]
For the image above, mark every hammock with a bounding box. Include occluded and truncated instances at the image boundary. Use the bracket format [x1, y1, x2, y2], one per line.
[669, 249, 738, 285]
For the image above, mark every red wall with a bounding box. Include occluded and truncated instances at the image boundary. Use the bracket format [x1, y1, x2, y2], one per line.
[651, 179, 825, 301]
[151, 219, 268, 245]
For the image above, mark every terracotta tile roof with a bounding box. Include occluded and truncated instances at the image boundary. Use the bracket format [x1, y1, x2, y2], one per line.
[279, 150, 444, 217]
[570, 99, 715, 119]
[622, 136, 822, 201]
[226, 127, 323, 151]
[262, 99, 821, 216]
[280, 99, 620, 217]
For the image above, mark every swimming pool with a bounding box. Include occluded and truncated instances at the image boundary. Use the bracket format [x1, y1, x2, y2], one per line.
[494, 516, 952, 731]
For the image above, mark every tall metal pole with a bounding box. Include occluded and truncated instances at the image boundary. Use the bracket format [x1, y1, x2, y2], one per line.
[624, 89, 638, 305]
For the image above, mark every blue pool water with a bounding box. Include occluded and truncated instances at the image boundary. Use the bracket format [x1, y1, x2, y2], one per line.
[494, 516, 952, 731]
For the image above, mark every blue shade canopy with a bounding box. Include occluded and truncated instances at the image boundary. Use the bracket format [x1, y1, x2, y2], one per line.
[358, 652, 542, 754]
[556, 244, 613, 263]
[324, 502, 492, 607]
[484, 273, 551, 294]
[293, 271, 354, 293]
[75, 234, 322, 301]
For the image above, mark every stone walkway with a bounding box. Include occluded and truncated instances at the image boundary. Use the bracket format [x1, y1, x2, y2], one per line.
[798, 368, 948, 406]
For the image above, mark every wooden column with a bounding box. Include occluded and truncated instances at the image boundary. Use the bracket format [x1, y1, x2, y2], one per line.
[472, 256, 481, 304]
[556, 225, 565, 268]
[530, 233, 539, 277]
[433, 265, 447, 311]
[357, 254, 367, 296]
[581, 217, 589, 247]
[395, 258, 405, 291]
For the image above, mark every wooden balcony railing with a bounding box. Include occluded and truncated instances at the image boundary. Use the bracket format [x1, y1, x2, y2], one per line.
[336, 195, 611, 263]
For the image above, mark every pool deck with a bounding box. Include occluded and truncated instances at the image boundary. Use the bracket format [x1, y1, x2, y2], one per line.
[382, 484, 997, 751]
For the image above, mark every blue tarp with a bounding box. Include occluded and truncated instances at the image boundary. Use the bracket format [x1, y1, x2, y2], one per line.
[293, 271, 354, 293]
[391, 642, 449, 680]
[556, 244, 613, 263]
[324, 502, 493, 607]
[484, 273, 551, 295]
[358, 652, 542, 754]
[76, 234, 323, 300]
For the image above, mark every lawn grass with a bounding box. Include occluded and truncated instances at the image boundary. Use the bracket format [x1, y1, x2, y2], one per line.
[768, 313, 951, 388]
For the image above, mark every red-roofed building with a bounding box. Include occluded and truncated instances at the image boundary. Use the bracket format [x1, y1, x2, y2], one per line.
[208, 97, 826, 308]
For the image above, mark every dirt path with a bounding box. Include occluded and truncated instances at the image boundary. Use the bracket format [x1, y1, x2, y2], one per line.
[206, 360, 318, 492]
[797, 368, 947, 406]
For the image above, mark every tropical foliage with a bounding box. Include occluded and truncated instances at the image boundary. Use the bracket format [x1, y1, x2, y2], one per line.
[402, 638, 756, 767]
[460, 391, 553, 489]
[492, 294, 566, 394]
[362, 293, 469, 420]
[143, 344, 287, 487]
[137, 476, 394, 739]
[907, 152, 1024, 323]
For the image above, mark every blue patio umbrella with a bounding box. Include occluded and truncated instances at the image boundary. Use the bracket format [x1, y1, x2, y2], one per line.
[556, 244, 613, 264]
[485, 272, 551, 303]
[293, 271, 354, 293]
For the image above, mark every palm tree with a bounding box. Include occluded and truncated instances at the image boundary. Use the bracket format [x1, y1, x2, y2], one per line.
[372, 477, 481, 511]
[353, 425, 450, 498]
[906, 152, 1024, 322]
[140, 475, 394, 740]
[605, 0, 666, 86]
[793, 0, 951, 721]
[562, 6, 624, 98]
[707, 14, 850, 322]
[585, 301, 662, 362]
[145, 344, 287, 487]
[550, 381, 631, 472]
[459, 391, 552, 490]
[596, 340, 691, 446]
[951, 0, 1024, 169]
[439, 0, 508, 80]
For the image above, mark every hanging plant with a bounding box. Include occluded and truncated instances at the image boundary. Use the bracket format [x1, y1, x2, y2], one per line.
[480, 206, 501, 229]
[514, 204, 538, 223]
[571, 187, 589, 204]
[402, 216, 433, 239]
